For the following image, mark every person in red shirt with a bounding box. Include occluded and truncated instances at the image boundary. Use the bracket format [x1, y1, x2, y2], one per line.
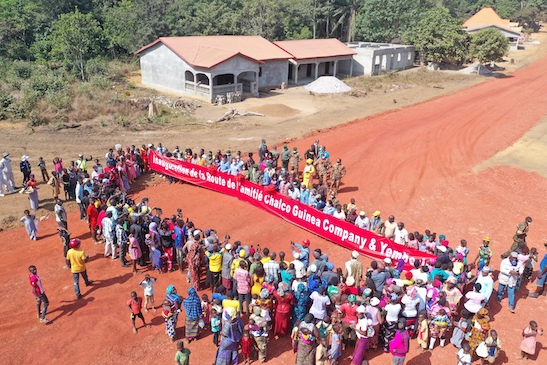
[240, 331, 254, 365]
[29, 265, 50, 323]
[128, 291, 151, 333]
[87, 197, 99, 244]
[338, 294, 358, 347]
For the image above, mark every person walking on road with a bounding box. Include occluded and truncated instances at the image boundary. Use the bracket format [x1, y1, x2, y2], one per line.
[66, 239, 93, 299]
[28, 265, 50, 323]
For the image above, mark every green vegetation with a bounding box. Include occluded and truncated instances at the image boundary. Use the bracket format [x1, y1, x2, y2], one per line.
[470, 28, 510, 62]
[0, 0, 546, 125]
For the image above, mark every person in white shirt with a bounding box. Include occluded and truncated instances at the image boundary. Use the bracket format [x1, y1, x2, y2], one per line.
[456, 343, 472, 365]
[333, 205, 346, 220]
[291, 252, 306, 279]
[384, 215, 397, 239]
[309, 287, 331, 320]
[496, 251, 524, 312]
[355, 211, 370, 230]
[394, 222, 409, 245]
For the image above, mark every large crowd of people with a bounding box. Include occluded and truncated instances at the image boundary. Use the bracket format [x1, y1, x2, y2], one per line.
[18, 140, 547, 365]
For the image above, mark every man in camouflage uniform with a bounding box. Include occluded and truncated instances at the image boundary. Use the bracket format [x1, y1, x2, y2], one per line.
[330, 158, 346, 195]
[290, 147, 303, 176]
[281, 144, 291, 171]
[501, 216, 532, 259]
[314, 155, 331, 187]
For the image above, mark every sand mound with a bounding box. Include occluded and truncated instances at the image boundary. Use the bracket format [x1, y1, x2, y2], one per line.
[249, 104, 300, 117]
[459, 62, 493, 76]
[304, 76, 352, 94]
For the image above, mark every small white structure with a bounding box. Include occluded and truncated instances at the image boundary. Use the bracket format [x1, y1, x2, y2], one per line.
[338, 43, 415, 76]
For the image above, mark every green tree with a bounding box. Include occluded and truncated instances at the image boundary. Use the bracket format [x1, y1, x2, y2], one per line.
[49, 9, 103, 80]
[470, 27, 509, 63]
[239, 0, 284, 40]
[103, 0, 140, 55]
[355, 0, 431, 43]
[407, 6, 469, 64]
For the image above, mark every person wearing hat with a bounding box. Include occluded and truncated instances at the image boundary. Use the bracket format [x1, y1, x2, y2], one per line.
[389, 318, 410, 365]
[339, 294, 359, 346]
[289, 147, 303, 177]
[291, 239, 310, 268]
[497, 251, 524, 312]
[313, 153, 331, 186]
[75, 154, 92, 173]
[382, 292, 402, 352]
[221, 243, 234, 291]
[474, 266, 494, 303]
[355, 211, 370, 231]
[473, 237, 493, 272]
[302, 158, 315, 189]
[364, 297, 382, 350]
[20, 155, 32, 185]
[369, 210, 382, 233]
[0, 152, 16, 194]
[351, 305, 370, 365]
[66, 239, 93, 299]
[329, 158, 346, 196]
[280, 144, 291, 170]
[344, 250, 363, 284]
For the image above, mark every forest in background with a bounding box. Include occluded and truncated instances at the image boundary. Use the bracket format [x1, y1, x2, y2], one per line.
[0, 0, 546, 126]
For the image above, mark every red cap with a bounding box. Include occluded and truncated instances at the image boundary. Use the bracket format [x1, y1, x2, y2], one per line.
[302, 239, 310, 246]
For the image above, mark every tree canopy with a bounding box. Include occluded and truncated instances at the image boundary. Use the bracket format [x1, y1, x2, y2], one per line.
[470, 28, 510, 62]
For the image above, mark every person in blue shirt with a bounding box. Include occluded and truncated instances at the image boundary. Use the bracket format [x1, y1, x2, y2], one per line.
[529, 243, 547, 298]
[300, 185, 310, 205]
[291, 239, 310, 268]
[174, 220, 185, 273]
[323, 201, 335, 215]
[317, 146, 330, 159]
[218, 156, 230, 173]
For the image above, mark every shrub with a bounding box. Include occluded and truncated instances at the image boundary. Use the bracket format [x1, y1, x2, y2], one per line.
[0, 88, 13, 109]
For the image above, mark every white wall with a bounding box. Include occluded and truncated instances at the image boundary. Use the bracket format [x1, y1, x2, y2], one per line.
[139, 43, 189, 93]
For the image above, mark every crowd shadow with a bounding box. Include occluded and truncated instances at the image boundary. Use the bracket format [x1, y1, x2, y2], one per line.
[495, 350, 509, 364]
[48, 296, 95, 322]
[406, 351, 432, 365]
[337, 186, 359, 194]
[83, 272, 133, 297]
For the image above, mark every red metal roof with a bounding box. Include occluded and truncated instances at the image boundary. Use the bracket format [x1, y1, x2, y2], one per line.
[273, 39, 356, 61]
[135, 36, 292, 69]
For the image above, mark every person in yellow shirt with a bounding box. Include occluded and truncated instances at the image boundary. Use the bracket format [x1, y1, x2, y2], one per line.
[66, 239, 93, 299]
[222, 291, 241, 315]
[206, 245, 223, 293]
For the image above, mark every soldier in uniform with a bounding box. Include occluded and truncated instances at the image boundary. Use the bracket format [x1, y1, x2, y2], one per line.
[290, 147, 303, 177]
[330, 158, 347, 195]
[281, 144, 291, 171]
[501, 217, 532, 259]
[314, 155, 331, 187]
[270, 145, 280, 170]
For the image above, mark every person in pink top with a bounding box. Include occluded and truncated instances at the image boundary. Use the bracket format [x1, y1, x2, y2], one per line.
[389, 318, 410, 365]
[338, 294, 358, 346]
[233, 260, 251, 314]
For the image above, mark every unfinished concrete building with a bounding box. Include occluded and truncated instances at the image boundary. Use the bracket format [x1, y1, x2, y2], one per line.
[338, 43, 415, 76]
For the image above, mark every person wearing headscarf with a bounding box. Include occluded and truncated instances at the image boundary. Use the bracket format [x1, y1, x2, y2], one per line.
[184, 287, 203, 343]
[382, 292, 401, 352]
[163, 285, 182, 340]
[273, 282, 294, 337]
[186, 233, 202, 291]
[249, 306, 269, 362]
[401, 285, 420, 336]
[293, 283, 310, 326]
[468, 307, 491, 354]
[215, 307, 244, 365]
[442, 276, 463, 316]
[302, 159, 315, 189]
[148, 222, 160, 246]
[296, 313, 319, 365]
[352, 305, 371, 365]
[428, 297, 452, 349]
[256, 288, 273, 322]
[24, 173, 39, 210]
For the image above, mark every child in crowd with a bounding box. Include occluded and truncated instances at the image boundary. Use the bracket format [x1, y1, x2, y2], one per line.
[524, 247, 538, 280]
[127, 291, 151, 333]
[519, 320, 543, 360]
[417, 310, 429, 352]
[139, 274, 157, 312]
[211, 308, 221, 347]
[455, 239, 470, 265]
[201, 294, 210, 328]
[240, 330, 253, 365]
[329, 323, 342, 365]
[291, 321, 301, 353]
[456, 343, 472, 365]
[175, 341, 191, 365]
[315, 336, 329, 365]
[151, 244, 163, 274]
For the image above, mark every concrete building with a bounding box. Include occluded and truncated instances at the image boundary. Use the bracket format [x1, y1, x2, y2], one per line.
[463, 7, 522, 50]
[338, 43, 415, 76]
[273, 39, 356, 84]
[135, 36, 291, 102]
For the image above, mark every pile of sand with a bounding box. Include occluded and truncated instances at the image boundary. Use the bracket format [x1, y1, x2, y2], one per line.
[304, 76, 352, 94]
[249, 104, 300, 117]
[459, 62, 493, 76]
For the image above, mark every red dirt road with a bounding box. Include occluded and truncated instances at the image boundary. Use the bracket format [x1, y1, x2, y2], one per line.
[3, 56, 547, 364]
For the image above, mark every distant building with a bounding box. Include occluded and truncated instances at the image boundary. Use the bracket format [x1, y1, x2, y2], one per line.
[273, 39, 356, 84]
[462, 7, 522, 50]
[134, 36, 292, 102]
[338, 43, 415, 76]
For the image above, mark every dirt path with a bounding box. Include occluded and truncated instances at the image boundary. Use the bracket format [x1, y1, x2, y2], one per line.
[3, 37, 547, 364]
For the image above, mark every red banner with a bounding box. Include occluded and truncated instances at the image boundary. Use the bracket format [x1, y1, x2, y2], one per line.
[150, 151, 435, 268]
